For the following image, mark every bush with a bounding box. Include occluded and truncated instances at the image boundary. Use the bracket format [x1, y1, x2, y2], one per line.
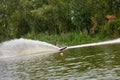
[103, 18, 120, 37]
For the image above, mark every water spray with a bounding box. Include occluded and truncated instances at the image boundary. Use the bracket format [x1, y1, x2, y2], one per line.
[0, 38, 120, 58]
[62, 38, 120, 51]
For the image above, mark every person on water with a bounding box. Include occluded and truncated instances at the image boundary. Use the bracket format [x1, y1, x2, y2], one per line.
[54, 43, 67, 57]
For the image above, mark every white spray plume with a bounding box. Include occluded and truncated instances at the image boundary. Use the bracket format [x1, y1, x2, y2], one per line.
[0, 38, 60, 57]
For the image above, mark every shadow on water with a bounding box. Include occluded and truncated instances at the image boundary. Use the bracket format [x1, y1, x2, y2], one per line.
[0, 44, 120, 80]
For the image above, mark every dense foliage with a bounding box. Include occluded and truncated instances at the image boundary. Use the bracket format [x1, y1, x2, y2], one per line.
[0, 0, 120, 42]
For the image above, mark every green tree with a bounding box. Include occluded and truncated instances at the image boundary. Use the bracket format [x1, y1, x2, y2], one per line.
[31, 0, 72, 34]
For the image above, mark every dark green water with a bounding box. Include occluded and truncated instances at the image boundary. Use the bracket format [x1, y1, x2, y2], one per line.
[0, 44, 120, 80]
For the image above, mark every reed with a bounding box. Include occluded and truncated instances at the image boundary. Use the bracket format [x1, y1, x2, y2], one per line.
[22, 32, 111, 46]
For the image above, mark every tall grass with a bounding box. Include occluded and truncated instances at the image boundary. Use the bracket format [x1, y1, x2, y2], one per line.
[22, 32, 111, 46]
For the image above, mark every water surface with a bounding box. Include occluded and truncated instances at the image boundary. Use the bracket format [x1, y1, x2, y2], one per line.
[0, 44, 120, 80]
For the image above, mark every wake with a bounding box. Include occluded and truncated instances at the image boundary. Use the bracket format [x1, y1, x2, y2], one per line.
[0, 38, 120, 58]
[67, 38, 120, 50]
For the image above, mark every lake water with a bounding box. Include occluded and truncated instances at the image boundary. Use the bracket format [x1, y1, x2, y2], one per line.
[0, 44, 120, 80]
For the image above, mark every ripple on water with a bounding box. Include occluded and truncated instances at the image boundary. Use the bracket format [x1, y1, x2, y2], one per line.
[0, 44, 120, 80]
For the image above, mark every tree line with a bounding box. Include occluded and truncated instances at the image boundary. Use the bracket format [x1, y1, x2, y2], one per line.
[0, 0, 120, 41]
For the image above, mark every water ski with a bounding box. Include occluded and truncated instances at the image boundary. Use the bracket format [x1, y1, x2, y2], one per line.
[59, 47, 67, 51]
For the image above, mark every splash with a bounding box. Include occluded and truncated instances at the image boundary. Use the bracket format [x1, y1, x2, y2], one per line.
[67, 38, 120, 50]
[0, 38, 120, 58]
[0, 38, 60, 57]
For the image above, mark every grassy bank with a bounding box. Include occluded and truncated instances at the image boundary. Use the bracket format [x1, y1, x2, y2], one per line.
[22, 32, 112, 46]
